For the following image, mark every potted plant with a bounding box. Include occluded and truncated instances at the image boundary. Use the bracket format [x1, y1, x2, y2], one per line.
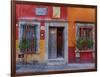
[75, 38, 93, 62]
[76, 38, 93, 50]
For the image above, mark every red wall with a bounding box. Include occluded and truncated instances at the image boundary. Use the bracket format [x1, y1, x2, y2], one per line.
[68, 48, 94, 63]
[80, 52, 93, 63]
[68, 47, 76, 63]
[16, 4, 67, 21]
[16, 4, 67, 40]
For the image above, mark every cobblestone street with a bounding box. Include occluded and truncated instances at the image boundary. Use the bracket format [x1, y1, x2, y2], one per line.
[16, 63, 95, 73]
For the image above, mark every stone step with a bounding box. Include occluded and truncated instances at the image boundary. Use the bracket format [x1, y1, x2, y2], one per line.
[47, 59, 65, 65]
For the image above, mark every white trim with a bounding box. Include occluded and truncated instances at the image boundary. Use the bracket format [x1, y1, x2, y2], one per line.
[18, 17, 68, 22]
[45, 22, 68, 64]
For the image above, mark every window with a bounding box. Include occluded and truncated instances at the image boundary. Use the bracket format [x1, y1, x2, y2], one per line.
[19, 24, 40, 53]
[79, 27, 92, 40]
[76, 23, 95, 50]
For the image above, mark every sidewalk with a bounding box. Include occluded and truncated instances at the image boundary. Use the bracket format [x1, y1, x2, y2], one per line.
[16, 63, 95, 73]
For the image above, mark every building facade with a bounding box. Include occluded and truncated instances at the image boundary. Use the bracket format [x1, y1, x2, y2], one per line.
[16, 4, 95, 64]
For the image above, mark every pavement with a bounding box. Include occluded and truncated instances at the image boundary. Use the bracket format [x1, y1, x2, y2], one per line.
[16, 63, 95, 73]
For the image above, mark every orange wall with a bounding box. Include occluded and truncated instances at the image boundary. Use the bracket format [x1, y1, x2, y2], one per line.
[67, 7, 95, 47]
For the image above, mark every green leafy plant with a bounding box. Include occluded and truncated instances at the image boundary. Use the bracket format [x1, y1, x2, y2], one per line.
[19, 38, 29, 52]
[76, 38, 93, 50]
[86, 39, 93, 49]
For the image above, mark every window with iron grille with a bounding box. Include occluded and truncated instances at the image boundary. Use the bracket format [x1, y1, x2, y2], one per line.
[79, 27, 92, 40]
[19, 24, 39, 53]
[76, 23, 95, 50]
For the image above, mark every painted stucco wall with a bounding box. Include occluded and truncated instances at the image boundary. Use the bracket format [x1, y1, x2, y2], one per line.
[16, 4, 67, 63]
[67, 7, 95, 63]
[16, 4, 95, 63]
[67, 7, 95, 47]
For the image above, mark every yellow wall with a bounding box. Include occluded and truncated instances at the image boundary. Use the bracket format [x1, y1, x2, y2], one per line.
[38, 40, 45, 63]
[67, 7, 95, 47]
[16, 39, 46, 63]
[23, 40, 45, 63]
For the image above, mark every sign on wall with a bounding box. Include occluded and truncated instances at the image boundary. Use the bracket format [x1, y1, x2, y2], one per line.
[53, 7, 60, 18]
[40, 26, 45, 40]
[35, 8, 47, 15]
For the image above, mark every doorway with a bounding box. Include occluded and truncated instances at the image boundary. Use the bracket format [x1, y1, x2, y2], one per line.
[48, 27, 64, 59]
[57, 27, 64, 58]
[45, 22, 68, 64]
